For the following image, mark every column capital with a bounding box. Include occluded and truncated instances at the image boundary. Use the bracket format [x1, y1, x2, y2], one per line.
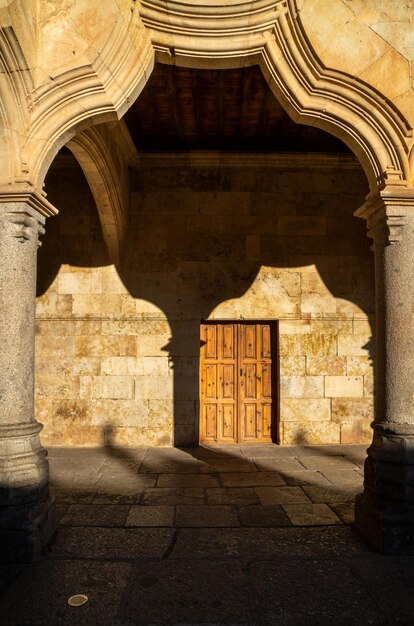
[355, 187, 414, 245]
[0, 186, 58, 247]
[0, 185, 58, 218]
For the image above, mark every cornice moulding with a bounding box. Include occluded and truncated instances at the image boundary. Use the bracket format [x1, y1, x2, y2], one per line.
[0, 186, 58, 217]
[134, 152, 361, 169]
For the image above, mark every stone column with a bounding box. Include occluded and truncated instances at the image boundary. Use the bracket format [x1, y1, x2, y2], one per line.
[355, 187, 414, 554]
[0, 190, 57, 562]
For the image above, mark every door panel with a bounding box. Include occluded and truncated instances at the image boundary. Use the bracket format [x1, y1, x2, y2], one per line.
[200, 323, 237, 443]
[238, 323, 273, 443]
[200, 322, 275, 444]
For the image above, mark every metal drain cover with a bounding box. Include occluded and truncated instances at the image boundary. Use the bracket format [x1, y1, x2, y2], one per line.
[68, 594, 89, 607]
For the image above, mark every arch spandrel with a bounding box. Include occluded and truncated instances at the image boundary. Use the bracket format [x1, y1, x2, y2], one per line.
[0, 0, 412, 196]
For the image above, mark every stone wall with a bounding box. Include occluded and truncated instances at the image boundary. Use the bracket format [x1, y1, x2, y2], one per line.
[36, 152, 374, 447]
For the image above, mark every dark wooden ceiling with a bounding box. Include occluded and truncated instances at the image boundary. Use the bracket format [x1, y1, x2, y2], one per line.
[124, 64, 350, 153]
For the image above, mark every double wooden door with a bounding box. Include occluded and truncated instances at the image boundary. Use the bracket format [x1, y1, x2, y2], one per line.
[200, 322, 276, 444]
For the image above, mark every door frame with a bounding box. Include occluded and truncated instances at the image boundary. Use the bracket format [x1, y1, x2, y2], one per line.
[199, 320, 279, 444]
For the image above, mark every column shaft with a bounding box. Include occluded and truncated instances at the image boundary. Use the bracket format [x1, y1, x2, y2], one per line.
[355, 191, 414, 554]
[0, 196, 56, 562]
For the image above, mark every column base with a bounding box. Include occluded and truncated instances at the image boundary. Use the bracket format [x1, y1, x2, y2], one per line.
[355, 491, 414, 555]
[0, 495, 56, 563]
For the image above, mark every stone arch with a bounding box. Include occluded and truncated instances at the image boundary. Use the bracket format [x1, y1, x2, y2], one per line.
[66, 123, 136, 263]
[9, 0, 410, 197]
[0, 26, 34, 187]
[20, 9, 154, 191]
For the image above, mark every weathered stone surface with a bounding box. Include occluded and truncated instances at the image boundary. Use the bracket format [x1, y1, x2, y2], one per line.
[141, 488, 205, 506]
[256, 486, 311, 505]
[253, 457, 306, 472]
[325, 376, 364, 398]
[219, 471, 286, 487]
[34, 159, 376, 449]
[238, 505, 292, 527]
[206, 488, 259, 506]
[283, 422, 341, 445]
[282, 503, 342, 525]
[280, 376, 325, 398]
[0, 560, 132, 626]
[340, 419, 372, 444]
[171, 526, 370, 559]
[157, 473, 219, 488]
[50, 527, 175, 558]
[60, 504, 129, 527]
[248, 558, 385, 626]
[126, 505, 175, 527]
[307, 356, 348, 376]
[300, 455, 358, 471]
[198, 458, 256, 473]
[176, 505, 239, 527]
[302, 484, 362, 503]
[117, 560, 249, 625]
[331, 398, 374, 421]
[280, 398, 331, 422]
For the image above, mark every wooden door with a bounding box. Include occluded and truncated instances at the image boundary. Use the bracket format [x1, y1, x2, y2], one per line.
[200, 322, 275, 443]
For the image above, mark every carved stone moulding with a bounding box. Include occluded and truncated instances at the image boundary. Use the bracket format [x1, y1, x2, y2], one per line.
[355, 187, 414, 245]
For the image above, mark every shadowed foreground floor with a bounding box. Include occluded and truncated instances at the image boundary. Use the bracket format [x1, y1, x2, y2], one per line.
[1, 444, 414, 625]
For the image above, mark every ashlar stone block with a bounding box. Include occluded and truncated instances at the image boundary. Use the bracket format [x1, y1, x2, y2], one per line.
[331, 398, 374, 422]
[80, 376, 134, 399]
[283, 422, 341, 445]
[280, 398, 331, 422]
[324, 376, 364, 398]
[58, 271, 102, 295]
[306, 356, 347, 376]
[279, 333, 337, 357]
[338, 334, 372, 357]
[340, 420, 372, 444]
[280, 376, 324, 398]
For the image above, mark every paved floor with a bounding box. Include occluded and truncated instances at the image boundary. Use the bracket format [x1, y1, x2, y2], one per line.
[1, 444, 414, 625]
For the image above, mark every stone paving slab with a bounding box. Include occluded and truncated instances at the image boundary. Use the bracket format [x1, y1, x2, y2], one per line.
[126, 505, 175, 527]
[239, 444, 304, 458]
[255, 486, 310, 505]
[280, 470, 332, 486]
[92, 492, 142, 505]
[351, 556, 414, 624]
[157, 473, 220, 488]
[139, 459, 200, 474]
[170, 526, 371, 560]
[50, 527, 175, 559]
[141, 487, 205, 506]
[253, 457, 306, 472]
[282, 503, 342, 526]
[319, 469, 364, 484]
[180, 445, 246, 459]
[330, 501, 355, 524]
[50, 487, 96, 504]
[206, 487, 259, 506]
[237, 505, 292, 527]
[219, 471, 286, 487]
[302, 484, 362, 503]
[198, 458, 256, 473]
[175, 505, 239, 527]
[60, 504, 130, 527]
[0, 560, 132, 626]
[248, 558, 387, 626]
[299, 455, 359, 470]
[115, 560, 250, 625]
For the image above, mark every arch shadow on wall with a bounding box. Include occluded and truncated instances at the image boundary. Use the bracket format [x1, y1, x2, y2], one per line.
[38, 141, 375, 448]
